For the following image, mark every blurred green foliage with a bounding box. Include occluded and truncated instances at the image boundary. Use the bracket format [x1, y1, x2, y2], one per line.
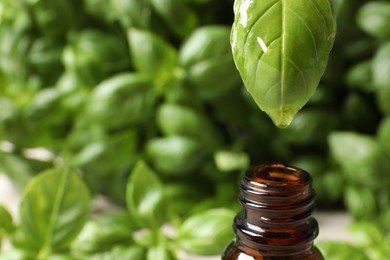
[0, 0, 390, 258]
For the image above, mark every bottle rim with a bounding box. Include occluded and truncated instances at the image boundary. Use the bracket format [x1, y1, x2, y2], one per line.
[246, 163, 311, 188]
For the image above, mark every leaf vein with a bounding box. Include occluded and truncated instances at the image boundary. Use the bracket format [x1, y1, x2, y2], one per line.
[281, 0, 286, 108]
[40, 169, 69, 257]
[264, 81, 281, 106]
[253, 53, 263, 89]
[267, 35, 281, 48]
[286, 57, 308, 97]
[288, 7, 319, 67]
[308, 0, 329, 35]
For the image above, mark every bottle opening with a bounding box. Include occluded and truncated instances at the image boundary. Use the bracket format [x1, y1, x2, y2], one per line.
[249, 163, 310, 187]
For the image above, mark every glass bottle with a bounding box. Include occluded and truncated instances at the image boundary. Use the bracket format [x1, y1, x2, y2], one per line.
[222, 163, 324, 260]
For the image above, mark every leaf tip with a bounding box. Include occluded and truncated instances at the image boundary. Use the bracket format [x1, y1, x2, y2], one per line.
[266, 110, 296, 128]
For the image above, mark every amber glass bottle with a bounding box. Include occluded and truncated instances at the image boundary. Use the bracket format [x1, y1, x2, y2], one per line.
[222, 163, 324, 260]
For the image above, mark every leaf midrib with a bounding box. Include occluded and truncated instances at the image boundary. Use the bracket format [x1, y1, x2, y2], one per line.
[38, 169, 69, 258]
[281, 0, 286, 110]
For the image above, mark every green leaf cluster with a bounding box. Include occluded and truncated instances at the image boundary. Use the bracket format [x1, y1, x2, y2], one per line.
[0, 166, 91, 259]
[1, 0, 390, 259]
[0, 161, 236, 259]
[314, 1, 390, 256]
[317, 221, 390, 260]
[0, 2, 244, 257]
[0, 0, 246, 205]
[322, 0, 390, 225]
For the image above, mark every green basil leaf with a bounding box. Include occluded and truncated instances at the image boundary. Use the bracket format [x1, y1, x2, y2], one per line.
[377, 189, 390, 215]
[321, 169, 344, 203]
[62, 30, 130, 87]
[14, 167, 91, 257]
[180, 26, 241, 99]
[164, 183, 208, 217]
[344, 185, 377, 220]
[279, 109, 338, 145]
[177, 208, 235, 255]
[0, 19, 30, 84]
[88, 245, 146, 260]
[0, 153, 33, 188]
[316, 241, 369, 260]
[187, 0, 209, 4]
[71, 130, 138, 171]
[110, 0, 151, 28]
[180, 26, 232, 66]
[69, 130, 139, 201]
[71, 212, 135, 254]
[357, 1, 390, 39]
[1, 229, 5, 248]
[0, 97, 17, 123]
[26, 88, 62, 124]
[145, 136, 206, 176]
[22, 0, 81, 39]
[157, 103, 222, 149]
[231, 0, 336, 127]
[372, 41, 390, 90]
[133, 228, 156, 248]
[328, 132, 388, 188]
[186, 56, 242, 99]
[156, 103, 205, 135]
[345, 60, 374, 92]
[149, 0, 198, 37]
[163, 83, 203, 108]
[0, 251, 80, 260]
[46, 254, 81, 260]
[84, 73, 156, 129]
[215, 181, 240, 208]
[288, 155, 342, 205]
[378, 117, 390, 157]
[208, 88, 256, 128]
[341, 37, 376, 61]
[84, 0, 115, 23]
[0, 250, 32, 260]
[55, 72, 88, 113]
[369, 243, 390, 260]
[147, 246, 177, 260]
[126, 160, 167, 230]
[127, 28, 178, 91]
[28, 37, 63, 85]
[349, 222, 385, 247]
[199, 160, 225, 182]
[0, 204, 15, 250]
[0, 205, 15, 235]
[376, 81, 390, 115]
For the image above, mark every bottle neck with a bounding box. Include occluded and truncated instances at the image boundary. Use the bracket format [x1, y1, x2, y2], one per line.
[234, 164, 319, 256]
